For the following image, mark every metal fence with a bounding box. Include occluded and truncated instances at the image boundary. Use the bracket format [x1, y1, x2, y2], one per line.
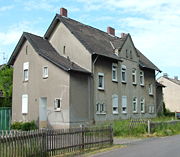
[0, 107, 11, 130]
[0, 125, 113, 157]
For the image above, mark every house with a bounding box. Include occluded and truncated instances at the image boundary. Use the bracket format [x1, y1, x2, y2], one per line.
[8, 8, 161, 129]
[157, 74, 180, 112]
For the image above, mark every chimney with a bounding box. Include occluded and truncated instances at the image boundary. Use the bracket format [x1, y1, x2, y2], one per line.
[174, 76, 178, 80]
[163, 73, 168, 78]
[121, 33, 127, 38]
[60, 8, 67, 17]
[107, 27, 115, 36]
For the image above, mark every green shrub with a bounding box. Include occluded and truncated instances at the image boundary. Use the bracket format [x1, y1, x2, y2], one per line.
[11, 121, 37, 131]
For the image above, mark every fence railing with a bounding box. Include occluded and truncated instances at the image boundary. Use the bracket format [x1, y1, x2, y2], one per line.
[0, 125, 113, 157]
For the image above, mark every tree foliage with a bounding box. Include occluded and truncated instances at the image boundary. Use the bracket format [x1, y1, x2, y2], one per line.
[0, 65, 13, 97]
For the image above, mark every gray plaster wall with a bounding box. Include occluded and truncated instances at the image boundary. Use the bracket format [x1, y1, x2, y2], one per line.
[12, 40, 71, 129]
[69, 72, 93, 127]
[48, 22, 92, 72]
[94, 36, 157, 122]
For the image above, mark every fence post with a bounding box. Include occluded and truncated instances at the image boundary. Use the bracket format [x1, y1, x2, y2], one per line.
[147, 120, 151, 134]
[81, 124, 85, 150]
[110, 124, 113, 145]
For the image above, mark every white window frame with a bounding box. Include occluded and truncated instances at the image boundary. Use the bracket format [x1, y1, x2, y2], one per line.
[23, 62, 29, 81]
[121, 65, 127, 83]
[132, 97, 138, 113]
[140, 98, 145, 113]
[112, 63, 118, 82]
[43, 66, 48, 78]
[149, 105, 155, 114]
[22, 94, 28, 114]
[54, 98, 62, 111]
[122, 96, 127, 114]
[96, 103, 106, 114]
[112, 94, 118, 114]
[132, 69, 136, 85]
[140, 71, 144, 86]
[98, 72, 104, 90]
[149, 84, 153, 95]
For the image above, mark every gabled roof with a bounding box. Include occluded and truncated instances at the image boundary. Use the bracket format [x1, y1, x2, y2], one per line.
[8, 32, 90, 74]
[164, 77, 180, 86]
[136, 49, 161, 72]
[44, 14, 160, 71]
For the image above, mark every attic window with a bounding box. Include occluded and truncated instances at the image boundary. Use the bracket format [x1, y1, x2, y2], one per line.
[126, 49, 128, 58]
[26, 45, 28, 55]
[130, 50, 132, 59]
[63, 46, 66, 55]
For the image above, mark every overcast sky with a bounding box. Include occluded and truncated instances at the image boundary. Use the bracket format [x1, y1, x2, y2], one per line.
[0, 0, 179, 78]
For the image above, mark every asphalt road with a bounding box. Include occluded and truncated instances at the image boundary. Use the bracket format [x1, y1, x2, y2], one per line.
[93, 135, 180, 157]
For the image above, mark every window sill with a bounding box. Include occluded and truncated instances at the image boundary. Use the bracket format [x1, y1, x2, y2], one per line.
[140, 84, 144, 87]
[149, 93, 153, 96]
[141, 111, 145, 114]
[23, 80, 29, 83]
[121, 81, 127, 84]
[98, 87, 105, 91]
[96, 112, 106, 115]
[133, 111, 138, 114]
[122, 112, 127, 114]
[132, 83, 137, 86]
[43, 76, 48, 79]
[113, 112, 119, 115]
[112, 79, 118, 83]
[54, 109, 61, 112]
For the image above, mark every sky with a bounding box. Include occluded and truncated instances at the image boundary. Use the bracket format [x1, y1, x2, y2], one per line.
[0, 0, 180, 78]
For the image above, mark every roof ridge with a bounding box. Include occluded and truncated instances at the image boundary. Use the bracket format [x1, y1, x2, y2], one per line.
[57, 14, 120, 40]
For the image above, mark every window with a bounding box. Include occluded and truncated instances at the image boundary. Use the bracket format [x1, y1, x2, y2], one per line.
[122, 96, 127, 113]
[22, 94, 28, 114]
[23, 62, 29, 81]
[121, 65, 126, 83]
[25, 45, 28, 55]
[140, 98, 145, 113]
[132, 69, 136, 85]
[112, 63, 118, 82]
[112, 94, 118, 114]
[132, 97, 137, 113]
[149, 84, 153, 95]
[130, 50, 132, 59]
[43, 67, 48, 78]
[96, 103, 106, 114]
[63, 46, 66, 55]
[149, 105, 155, 114]
[140, 71, 144, 86]
[98, 73, 104, 90]
[54, 98, 61, 111]
[126, 49, 128, 58]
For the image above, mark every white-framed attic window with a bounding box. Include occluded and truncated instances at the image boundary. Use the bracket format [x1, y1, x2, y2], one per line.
[43, 66, 48, 78]
[23, 62, 29, 81]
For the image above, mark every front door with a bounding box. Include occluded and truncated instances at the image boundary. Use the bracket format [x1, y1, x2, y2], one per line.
[39, 97, 47, 128]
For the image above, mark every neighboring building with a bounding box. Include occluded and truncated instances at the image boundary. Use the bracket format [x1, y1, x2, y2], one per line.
[8, 8, 161, 129]
[157, 74, 180, 112]
[156, 82, 165, 115]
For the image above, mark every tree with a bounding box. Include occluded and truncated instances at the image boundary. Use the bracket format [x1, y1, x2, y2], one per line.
[0, 65, 13, 97]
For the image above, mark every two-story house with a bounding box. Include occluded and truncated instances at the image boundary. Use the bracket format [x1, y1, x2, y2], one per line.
[8, 8, 161, 128]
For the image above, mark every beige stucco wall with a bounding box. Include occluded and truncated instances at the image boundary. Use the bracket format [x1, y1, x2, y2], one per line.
[158, 77, 180, 112]
[48, 22, 92, 72]
[12, 40, 70, 129]
[94, 36, 156, 122]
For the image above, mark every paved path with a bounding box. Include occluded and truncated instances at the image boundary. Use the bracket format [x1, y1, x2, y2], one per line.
[92, 135, 180, 157]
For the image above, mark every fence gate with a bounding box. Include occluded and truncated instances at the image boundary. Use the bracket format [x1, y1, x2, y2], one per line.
[0, 107, 11, 130]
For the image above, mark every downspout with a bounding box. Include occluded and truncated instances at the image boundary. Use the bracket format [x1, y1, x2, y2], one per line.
[91, 54, 99, 124]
